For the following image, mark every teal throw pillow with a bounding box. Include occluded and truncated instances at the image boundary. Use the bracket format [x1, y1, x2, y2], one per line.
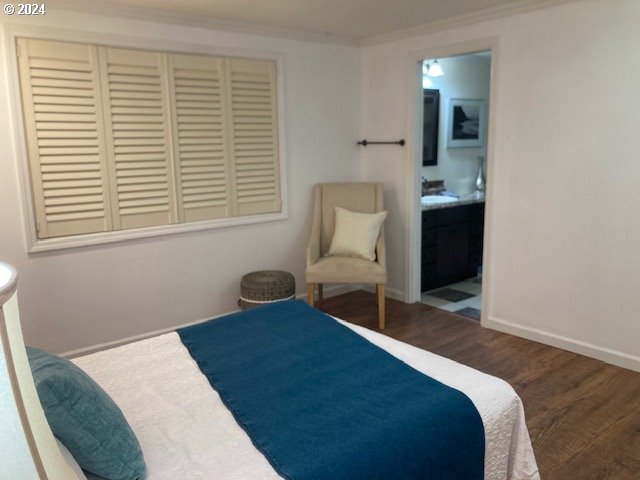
[27, 347, 146, 480]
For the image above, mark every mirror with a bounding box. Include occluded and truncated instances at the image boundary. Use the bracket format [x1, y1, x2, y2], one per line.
[422, 89, 440, 166]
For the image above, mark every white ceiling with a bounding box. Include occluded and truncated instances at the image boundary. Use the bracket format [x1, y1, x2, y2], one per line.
[53, 0, 573, 43]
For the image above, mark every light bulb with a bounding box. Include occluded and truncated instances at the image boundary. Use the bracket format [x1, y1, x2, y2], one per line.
[428, 60, 444, 77]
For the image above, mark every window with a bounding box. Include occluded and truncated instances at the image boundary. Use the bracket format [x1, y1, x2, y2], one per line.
[16, 37, 282, 243]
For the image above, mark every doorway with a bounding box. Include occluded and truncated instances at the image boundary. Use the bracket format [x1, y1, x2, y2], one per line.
[406, 39, 497, 326]
[420, 52, 489, 321]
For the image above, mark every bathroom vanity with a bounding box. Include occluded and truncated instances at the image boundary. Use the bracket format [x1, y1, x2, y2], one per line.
[421, 197, 485, 292]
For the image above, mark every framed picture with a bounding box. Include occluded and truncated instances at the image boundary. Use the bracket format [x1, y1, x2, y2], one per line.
[447, 98, 485, 148]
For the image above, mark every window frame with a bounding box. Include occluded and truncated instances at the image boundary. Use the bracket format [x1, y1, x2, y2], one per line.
[4, 25, 288, 253]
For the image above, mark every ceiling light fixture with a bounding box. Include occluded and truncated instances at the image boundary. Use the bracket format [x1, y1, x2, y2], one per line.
[424, 59, 444, 78]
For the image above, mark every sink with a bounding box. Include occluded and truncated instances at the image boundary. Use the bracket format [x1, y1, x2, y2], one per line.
[421, 195, 458, 205]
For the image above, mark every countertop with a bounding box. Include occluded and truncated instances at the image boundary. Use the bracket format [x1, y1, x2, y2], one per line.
[421, 193, 485, 211]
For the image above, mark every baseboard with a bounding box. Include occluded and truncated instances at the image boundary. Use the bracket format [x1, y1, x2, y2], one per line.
[62, 308, 244, 358]
[300, 283, 404, 302]
[486, 315, 640, 373]
[360, 284, 405, 302]
[294, 284, 362, 300]
[64, 286, 362, 359]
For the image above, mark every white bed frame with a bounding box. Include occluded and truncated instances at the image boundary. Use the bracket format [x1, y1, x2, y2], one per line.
[0, 261, 83, 479]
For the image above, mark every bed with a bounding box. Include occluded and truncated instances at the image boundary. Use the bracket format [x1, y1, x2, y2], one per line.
[2, 261, 538, 479]
[72, 304, 540, 480]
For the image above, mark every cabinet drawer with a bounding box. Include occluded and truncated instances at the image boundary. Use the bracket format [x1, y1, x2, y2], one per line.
[437, 205, 468, 225]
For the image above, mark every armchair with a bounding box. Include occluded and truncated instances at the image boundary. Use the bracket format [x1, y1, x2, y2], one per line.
[305, 183, 387, 329]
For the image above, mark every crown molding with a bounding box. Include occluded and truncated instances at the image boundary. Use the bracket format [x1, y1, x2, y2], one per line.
[45, 0, 359, 47]
[45, 0, 581, 48]
[361, 0, 582, 46]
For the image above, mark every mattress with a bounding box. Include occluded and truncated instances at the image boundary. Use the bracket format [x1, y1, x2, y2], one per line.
[73, 318, 540, 480]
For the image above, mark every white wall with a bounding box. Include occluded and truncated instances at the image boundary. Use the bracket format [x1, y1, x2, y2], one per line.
[422, 54, 490, 195]
[3, 0, 639, 372]
[0, 9, 361, 353]
[360, 0, 640, 371]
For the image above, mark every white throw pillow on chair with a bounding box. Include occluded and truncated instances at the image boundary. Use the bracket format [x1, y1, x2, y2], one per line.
[327, 207, 387, 261]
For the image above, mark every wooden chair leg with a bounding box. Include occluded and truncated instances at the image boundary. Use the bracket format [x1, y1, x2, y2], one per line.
[317, 284, 323, 303]
[307, 283, 315, 306]
[377, 284, 385, 329]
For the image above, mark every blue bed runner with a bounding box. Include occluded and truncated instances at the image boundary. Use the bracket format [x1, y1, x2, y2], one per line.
[177, 300, 484, 480]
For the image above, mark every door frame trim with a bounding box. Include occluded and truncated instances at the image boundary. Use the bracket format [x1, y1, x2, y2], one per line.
[404, 37, 500, 327]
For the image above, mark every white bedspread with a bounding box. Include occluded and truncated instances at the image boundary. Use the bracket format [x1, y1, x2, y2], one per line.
[74, 319, 540, 480]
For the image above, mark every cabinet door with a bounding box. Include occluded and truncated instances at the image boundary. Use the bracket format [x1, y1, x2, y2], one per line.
[421, 267, 436, 292]
[436, 223, 469, 278]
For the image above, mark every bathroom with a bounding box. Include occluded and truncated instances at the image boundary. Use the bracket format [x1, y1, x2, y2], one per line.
[420, 51, 491, 321]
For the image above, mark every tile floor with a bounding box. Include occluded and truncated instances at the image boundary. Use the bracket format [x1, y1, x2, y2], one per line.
[421, 277, 482, 321]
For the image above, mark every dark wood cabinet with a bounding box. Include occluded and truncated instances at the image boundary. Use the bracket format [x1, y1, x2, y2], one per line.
[436, 223, 469, 278]
[421, 202, 484, 292]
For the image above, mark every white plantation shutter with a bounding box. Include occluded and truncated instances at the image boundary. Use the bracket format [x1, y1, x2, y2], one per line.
[17, 38, 113, 239]
[16, 38, 283, 245]
[226, 58, 281, 216]
[98, 47, 177, 230]
[169, 54, 231, 222]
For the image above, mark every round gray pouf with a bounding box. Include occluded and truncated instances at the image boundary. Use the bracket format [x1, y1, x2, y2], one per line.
[238, 270, 296, 310]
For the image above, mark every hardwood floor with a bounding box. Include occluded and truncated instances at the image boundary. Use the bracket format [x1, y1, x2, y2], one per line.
[317, 290, 640, 480]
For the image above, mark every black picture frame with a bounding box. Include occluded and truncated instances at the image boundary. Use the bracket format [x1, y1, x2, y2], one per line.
[422, 89, 440, 166]
[447, 98, 485, 148]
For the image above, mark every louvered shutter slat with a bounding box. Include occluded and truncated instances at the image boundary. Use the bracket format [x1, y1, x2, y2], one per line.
[100, 47, 177, 230]
[169, 54, 231, 223]
[17, 38, 113, 239]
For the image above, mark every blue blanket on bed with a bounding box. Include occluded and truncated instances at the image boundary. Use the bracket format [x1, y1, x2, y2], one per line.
[178, 300, 484, 480]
